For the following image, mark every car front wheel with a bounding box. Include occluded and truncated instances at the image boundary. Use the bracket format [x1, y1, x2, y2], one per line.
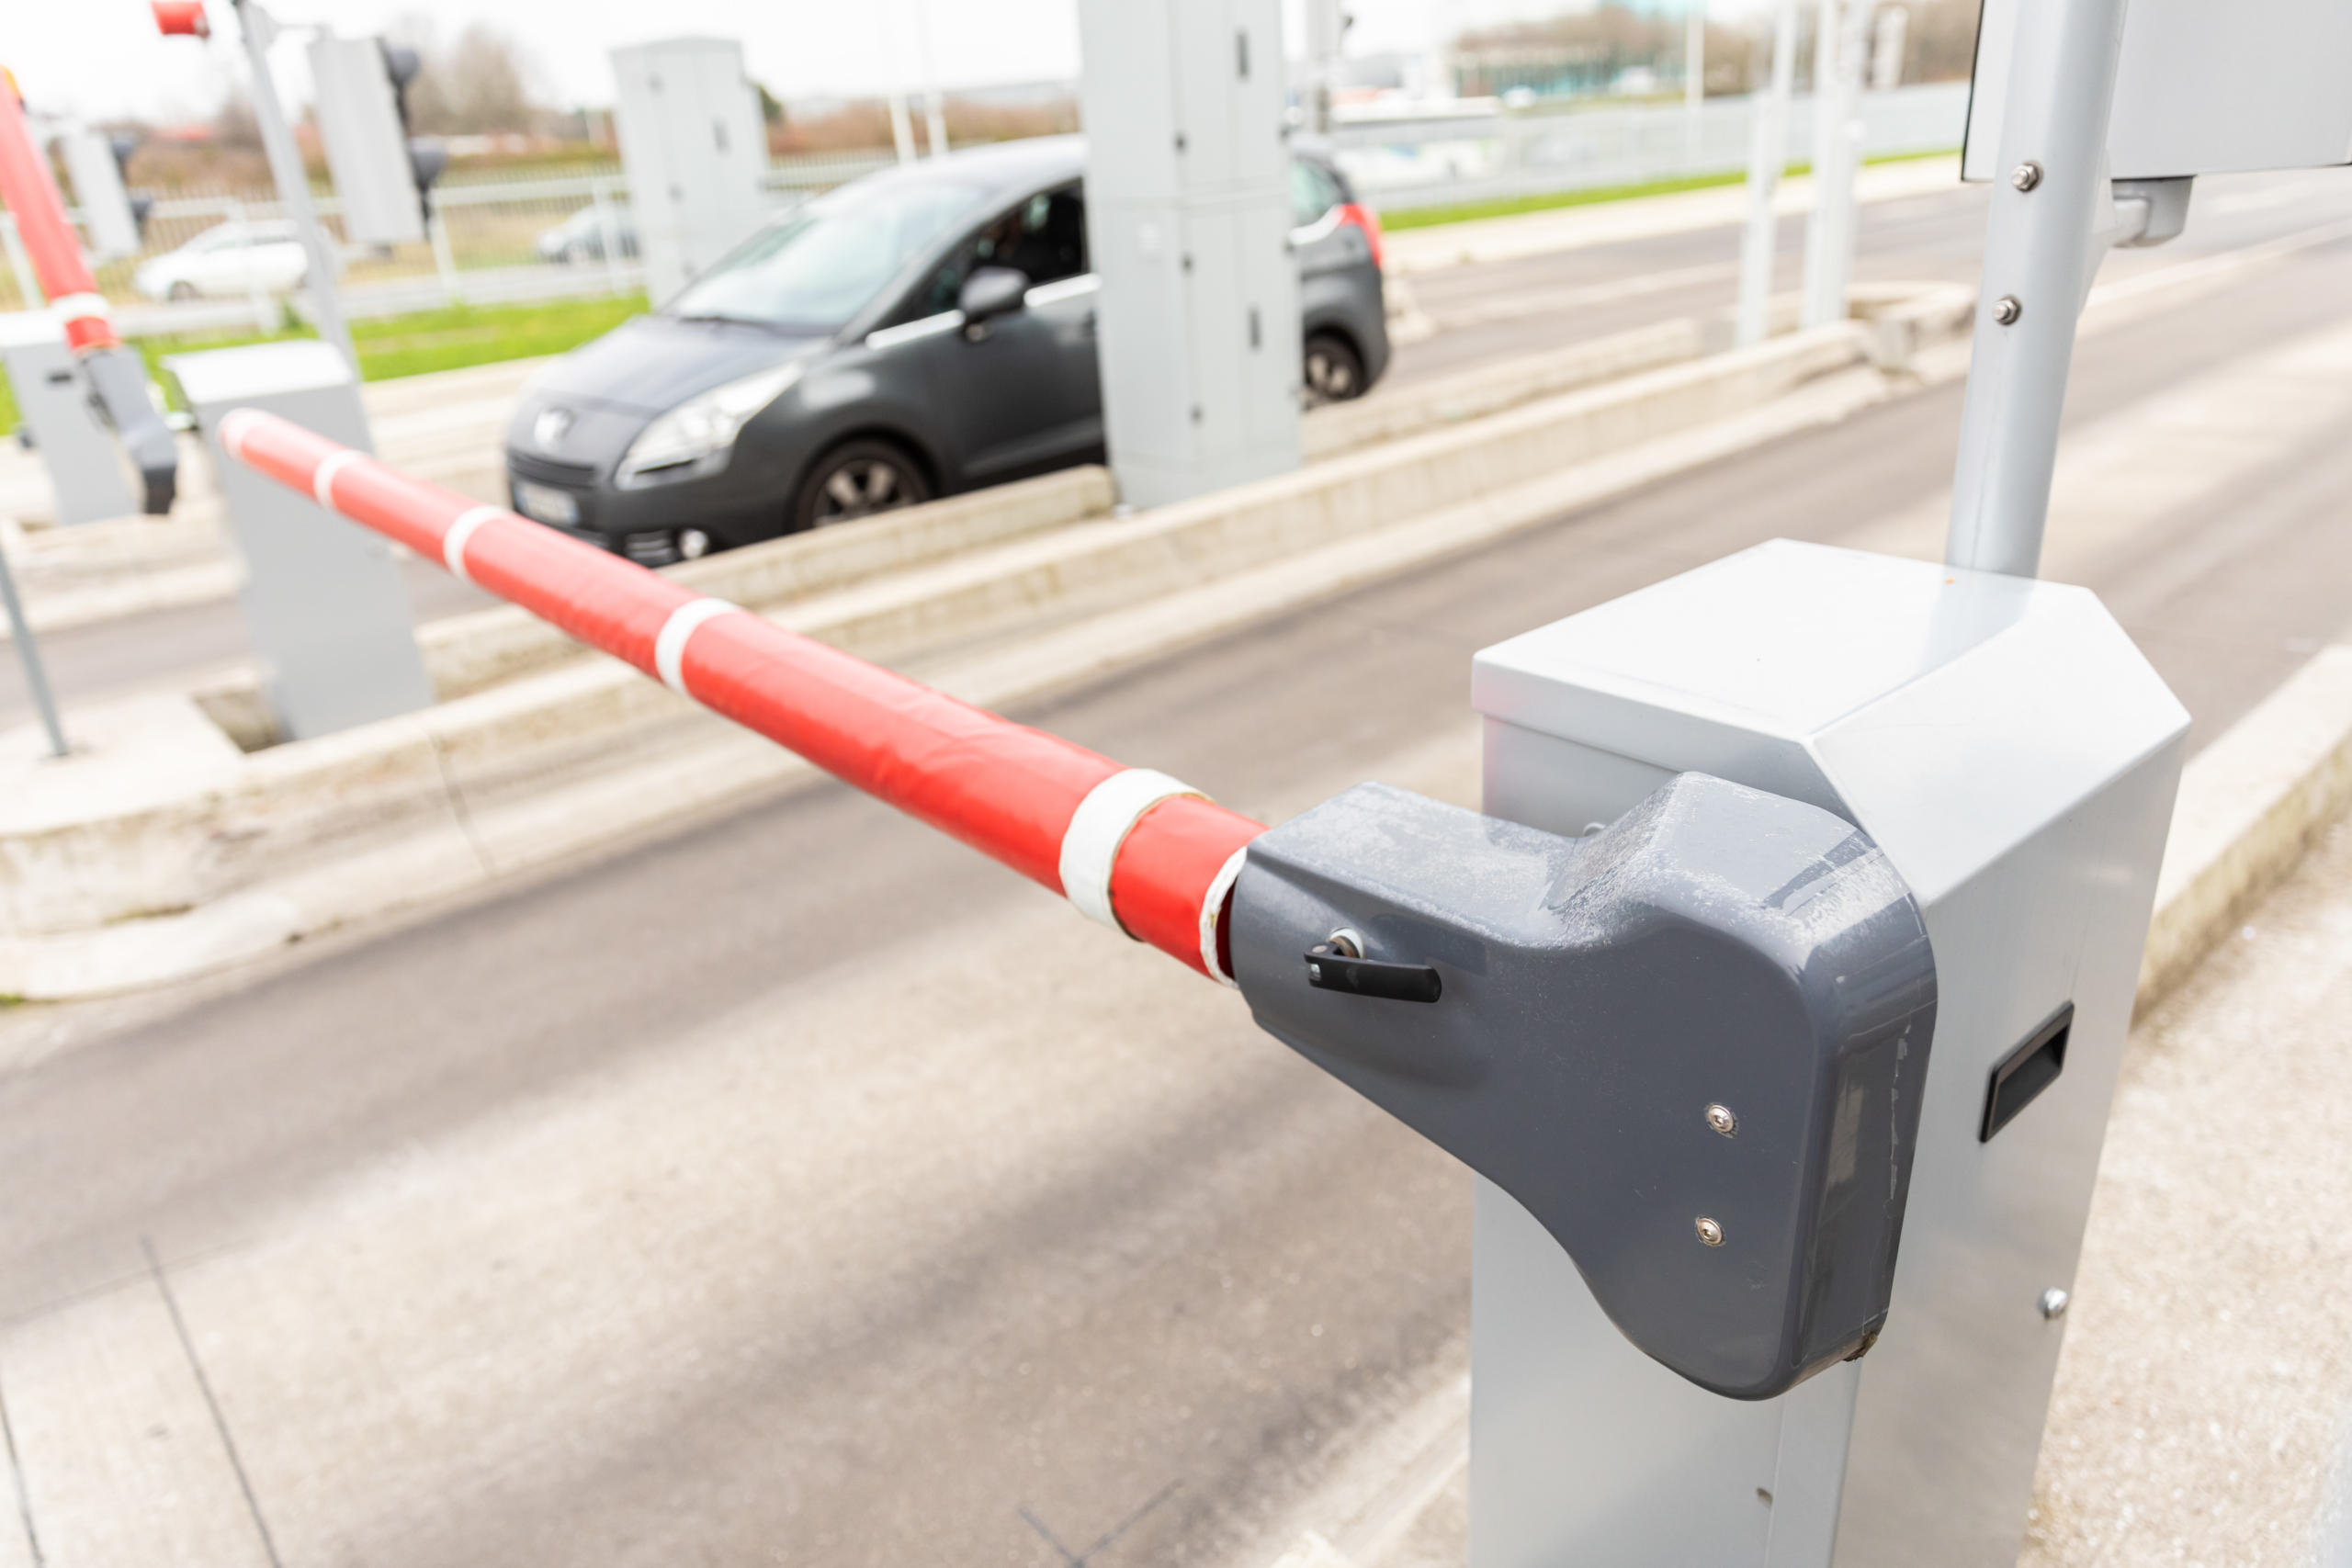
[167, 281, 199, 302]
[1304, 332, 1368, 404]
[793, 439, 933, 532]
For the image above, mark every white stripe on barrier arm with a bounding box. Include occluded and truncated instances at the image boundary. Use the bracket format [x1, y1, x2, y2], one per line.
[441, 506, 506, 583]
[1059, 769, 1207, 934]
[49, 292, 110, 325]
[216, 408, 260, 463]
[1198, 844, 1252, 987]
[311, 449, 366, 509]
[654, 597, 745, 695]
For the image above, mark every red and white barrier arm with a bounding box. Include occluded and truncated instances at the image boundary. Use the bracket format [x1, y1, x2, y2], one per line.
[0, 71, 119, 352]
[220, 410, 1265, 983]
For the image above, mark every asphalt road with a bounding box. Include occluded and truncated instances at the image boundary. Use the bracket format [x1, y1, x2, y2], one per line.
[6, 175, 2352, 1565]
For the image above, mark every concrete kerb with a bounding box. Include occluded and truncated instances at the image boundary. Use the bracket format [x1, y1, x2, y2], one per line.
[2136, 645, 2352, 1013]
[0, 319, 1915, 998]
[192, 463, 1119, 747]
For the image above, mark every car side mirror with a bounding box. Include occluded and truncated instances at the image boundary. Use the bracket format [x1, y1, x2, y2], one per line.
[957, 266, 1031, 327]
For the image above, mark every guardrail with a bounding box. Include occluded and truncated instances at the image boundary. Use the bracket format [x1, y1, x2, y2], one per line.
[1329, 79, 1970, 211]
[2, 146, 899, 329]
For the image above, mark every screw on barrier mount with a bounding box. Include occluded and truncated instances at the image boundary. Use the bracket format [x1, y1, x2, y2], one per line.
[220, 409, 1941, 1407]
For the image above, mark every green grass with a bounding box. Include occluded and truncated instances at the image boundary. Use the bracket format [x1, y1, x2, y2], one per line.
[0, 292, 650, 431]
[1377, 147, 1959, 232]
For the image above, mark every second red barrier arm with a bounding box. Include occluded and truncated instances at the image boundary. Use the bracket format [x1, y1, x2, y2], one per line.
[218, 410, 1264, 982]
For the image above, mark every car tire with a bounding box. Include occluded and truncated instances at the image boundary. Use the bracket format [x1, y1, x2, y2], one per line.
[167, 281, 199, 302]
[1304, 332, 1367, 404]
[793, 439, 933, 532]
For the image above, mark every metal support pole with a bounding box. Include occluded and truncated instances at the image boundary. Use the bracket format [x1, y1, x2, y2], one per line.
[879, 2, 919, 165]
[1306, 0, 1345, 133]
[426, 190, 461, 307]
[232, 0, 360, 376]
[1943, 0, 2131, 577]
[591, 177, 626, 297]
[1686, 4, 1705, 113]
[914, 0, 949, 159]
[1735, 0, 1798, 347]
[0, 537, 67, 758]
[224, 197, 276, 333]
[1798, 0, 1842, 326]
[0, 215, 40, 309]
[1801, 0, 1871, 328]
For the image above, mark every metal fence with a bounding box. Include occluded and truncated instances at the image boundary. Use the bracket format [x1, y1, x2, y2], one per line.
[0, 86, 1971, 337]
[0, 146, 898, 339]
[1326, 79, 1972, 211]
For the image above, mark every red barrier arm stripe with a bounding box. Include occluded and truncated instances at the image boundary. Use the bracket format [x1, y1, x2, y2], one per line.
[0, 73, 121, 352]
[220, 410, 1265, 980]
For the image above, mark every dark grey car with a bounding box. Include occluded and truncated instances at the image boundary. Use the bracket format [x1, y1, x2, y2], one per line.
[503, 134, 1388, 566]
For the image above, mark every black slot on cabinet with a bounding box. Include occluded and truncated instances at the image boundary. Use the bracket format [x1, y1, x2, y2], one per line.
[1982, 1004, 2073, 1142]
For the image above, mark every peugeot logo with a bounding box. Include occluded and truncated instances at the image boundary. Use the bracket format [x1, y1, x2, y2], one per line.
[534, 407, 574, 452]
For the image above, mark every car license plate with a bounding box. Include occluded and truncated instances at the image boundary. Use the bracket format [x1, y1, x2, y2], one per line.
[514, 479, 582, 526]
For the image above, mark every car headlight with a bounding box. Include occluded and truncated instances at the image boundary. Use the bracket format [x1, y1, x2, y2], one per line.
[616, 361, 807, 488]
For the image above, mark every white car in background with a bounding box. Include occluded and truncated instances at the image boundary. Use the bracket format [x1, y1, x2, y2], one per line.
[132, 220, 312, 302]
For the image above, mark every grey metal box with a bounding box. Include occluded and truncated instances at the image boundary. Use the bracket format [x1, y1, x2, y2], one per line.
[1966, 0, 2352, 181]
[308, 34, 426, 247]
[1468, 540, 2188, 1567]
[0, 310, 135, 525]
[610, 39, 770, 309]
[1076, 0, 1302, 508]
[56, 130, 142, 262]
[166, 340, 433, 742]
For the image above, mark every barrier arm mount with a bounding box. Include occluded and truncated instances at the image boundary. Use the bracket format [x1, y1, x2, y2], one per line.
[225, 410, 1939, 1403]
[0, 65, 178, 513]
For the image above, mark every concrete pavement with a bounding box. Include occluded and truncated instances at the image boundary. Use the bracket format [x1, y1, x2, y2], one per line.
[4, 174, 2352, 1564]
[2019, 814, 2352, 1567]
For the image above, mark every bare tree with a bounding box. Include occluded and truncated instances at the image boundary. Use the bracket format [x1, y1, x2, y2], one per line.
[381, 15, 544, 135]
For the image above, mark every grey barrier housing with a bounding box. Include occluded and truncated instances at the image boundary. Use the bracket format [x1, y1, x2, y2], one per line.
[166, 340, 432, 741]
[1233, 773, 1938, 1401]
[1464, 540, 2187, 1565]
[0, 312, 176, 521]
[0, 312, 134, 525]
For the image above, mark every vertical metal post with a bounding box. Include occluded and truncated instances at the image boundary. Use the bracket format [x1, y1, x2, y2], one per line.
[1686, 4, 1706, 112]
[1736, 0, 1799, 347]
[592, 177, 626, 297]
[878, 3, 920, 165]
[914, 0, 950, 159]
[1801, 0, 1872, 328]
[224, 197, 277, 333]
[1306, 0, 1345, 133]
[0, 215, 40, 309]
[232, 0, 361, 376]
[0, 537, 67, 758]
[1943, 0, 2131, 577]
[427, 189, 461, 306]
[1799, 0, 1842, 326]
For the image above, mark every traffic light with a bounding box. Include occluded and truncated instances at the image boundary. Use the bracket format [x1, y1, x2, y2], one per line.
[378, 42, 447, 226]
[107, 131, 155, 242]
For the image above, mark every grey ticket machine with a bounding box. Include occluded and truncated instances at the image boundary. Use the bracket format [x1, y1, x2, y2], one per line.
[1229, 540, 2187, 1566]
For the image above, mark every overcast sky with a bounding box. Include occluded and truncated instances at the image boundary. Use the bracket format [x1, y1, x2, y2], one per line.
[6, 0, 1729, 122]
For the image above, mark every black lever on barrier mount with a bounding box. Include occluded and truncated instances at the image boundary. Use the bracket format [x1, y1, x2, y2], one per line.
[1229, 773, 1938, 1403]
[1306, 942, 1442, 1003]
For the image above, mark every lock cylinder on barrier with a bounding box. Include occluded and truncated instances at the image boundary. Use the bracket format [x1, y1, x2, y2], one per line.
[220, 408, 1941, 1406]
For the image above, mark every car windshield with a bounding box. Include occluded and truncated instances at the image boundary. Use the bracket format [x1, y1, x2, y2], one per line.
[668, 174, 996, 333]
